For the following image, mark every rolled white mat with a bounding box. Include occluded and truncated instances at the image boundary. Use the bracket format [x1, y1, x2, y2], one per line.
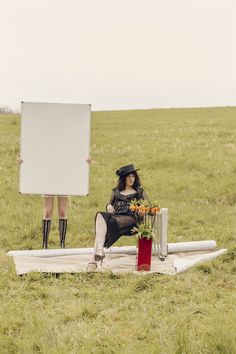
[167, 240, 217, 253]
[174, 249, 227, 273]
[123, 241, 217, 255]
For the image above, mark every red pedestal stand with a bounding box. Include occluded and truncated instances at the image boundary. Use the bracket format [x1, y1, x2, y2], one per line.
[136, 237, 152, 271]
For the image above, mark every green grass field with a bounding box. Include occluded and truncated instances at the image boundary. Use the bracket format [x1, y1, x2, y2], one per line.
[0, 107, 235, 353]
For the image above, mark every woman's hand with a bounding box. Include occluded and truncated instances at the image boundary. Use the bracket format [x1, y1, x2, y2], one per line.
[86, 157, 93, 164]
[17, 158, 23, 165]
[107, 204, 115, 213]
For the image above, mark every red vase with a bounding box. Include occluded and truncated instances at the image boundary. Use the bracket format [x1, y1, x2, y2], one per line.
[137, 237, 152, 271]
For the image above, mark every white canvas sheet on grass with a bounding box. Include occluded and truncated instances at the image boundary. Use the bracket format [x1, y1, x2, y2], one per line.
[20, 102, 91, 195]
[8, 247, 227, 275]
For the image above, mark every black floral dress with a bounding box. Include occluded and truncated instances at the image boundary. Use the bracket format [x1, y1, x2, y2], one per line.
[96, 187, 149, 248]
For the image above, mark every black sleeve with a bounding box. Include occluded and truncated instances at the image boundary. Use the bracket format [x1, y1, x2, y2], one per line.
[109, 190, 115, 205]
[142, 189, 152, 205]
[106, 190, 115, 211]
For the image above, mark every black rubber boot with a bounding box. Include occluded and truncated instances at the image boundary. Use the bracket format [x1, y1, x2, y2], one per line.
[42, 219, 51, 249]
[59, 219, 67, 248]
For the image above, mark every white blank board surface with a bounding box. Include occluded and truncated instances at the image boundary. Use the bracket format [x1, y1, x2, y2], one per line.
[20, 102, 91, 195]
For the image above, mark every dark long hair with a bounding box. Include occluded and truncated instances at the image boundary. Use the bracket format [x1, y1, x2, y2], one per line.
[117, 171, 141, 191]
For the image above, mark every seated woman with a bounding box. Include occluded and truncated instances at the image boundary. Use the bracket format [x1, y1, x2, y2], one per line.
[87, 164, 150, 271]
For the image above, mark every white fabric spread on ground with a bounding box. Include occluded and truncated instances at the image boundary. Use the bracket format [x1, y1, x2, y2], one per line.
[9, 248, 227, 275]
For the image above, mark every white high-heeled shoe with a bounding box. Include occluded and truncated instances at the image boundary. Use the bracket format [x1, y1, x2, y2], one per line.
[94, 249, 105, 265]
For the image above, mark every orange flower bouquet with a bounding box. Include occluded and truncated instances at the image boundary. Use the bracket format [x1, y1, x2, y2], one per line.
[129, 199, 160, 239]
[129, 199, 161, 271]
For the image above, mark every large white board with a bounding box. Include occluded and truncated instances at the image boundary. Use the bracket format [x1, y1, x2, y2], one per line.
[20, 102, 91, 196]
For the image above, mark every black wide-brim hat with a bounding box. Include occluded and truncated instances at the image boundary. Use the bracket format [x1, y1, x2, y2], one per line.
[116, 164, 140, 177]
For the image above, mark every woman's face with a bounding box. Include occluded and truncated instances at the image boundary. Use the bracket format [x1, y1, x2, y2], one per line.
[125, 173, 135, 187]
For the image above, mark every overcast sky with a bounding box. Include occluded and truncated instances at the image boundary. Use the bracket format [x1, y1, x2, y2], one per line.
[0, 0, 235, 111]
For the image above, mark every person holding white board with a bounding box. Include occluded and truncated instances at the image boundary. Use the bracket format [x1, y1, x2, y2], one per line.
[19, 101, 91, 249]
